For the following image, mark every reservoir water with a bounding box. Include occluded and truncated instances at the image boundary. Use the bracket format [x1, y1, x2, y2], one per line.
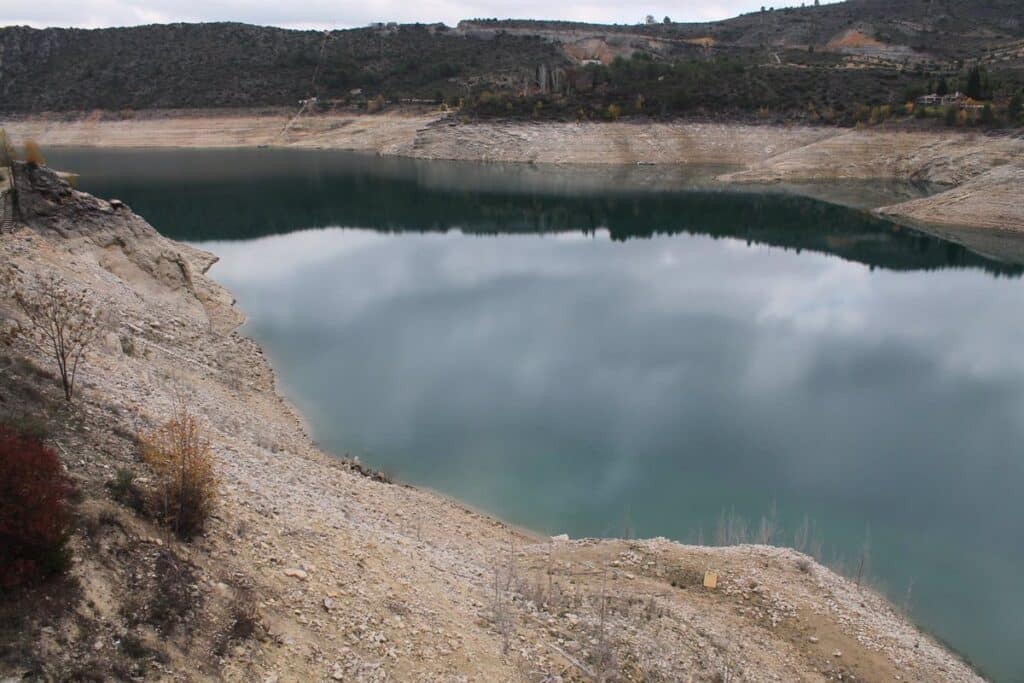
[51, 148, 1024, 681]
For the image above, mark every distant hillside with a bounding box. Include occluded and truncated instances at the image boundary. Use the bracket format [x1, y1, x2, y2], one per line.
[702, 0, 1024, 60]
[0, 22, 565, 111]
[1, 0, 1022, 124]
[458, 0, 1024, 125]
[463, 0, 1024, 63]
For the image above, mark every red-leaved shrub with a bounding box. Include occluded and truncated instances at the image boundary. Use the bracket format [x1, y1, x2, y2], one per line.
[0, 425, 76, 588]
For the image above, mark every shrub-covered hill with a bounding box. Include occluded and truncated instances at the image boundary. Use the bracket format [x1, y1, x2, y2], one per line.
[0, 22, 565, 112]
[464, 0, 1024, 63]
[1, 0, 1022, 121]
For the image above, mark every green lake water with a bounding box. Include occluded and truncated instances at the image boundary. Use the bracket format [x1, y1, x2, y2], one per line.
[50, 148, 1024, 681]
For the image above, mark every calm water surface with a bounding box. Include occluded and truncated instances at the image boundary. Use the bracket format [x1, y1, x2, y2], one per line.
[52, 149, 1024, 681]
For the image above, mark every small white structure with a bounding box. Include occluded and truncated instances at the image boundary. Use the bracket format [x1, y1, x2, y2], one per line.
[916, 91, 969, 107]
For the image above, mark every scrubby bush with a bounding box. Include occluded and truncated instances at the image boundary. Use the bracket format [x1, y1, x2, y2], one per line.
[140, 410, 217, 539]
[0, 425, 76, 588]
[124, 547, 199, 633]
[1009, 94, 1022, 125]
[106, 466, 147, 514]
[214, 585, 262, 655]
[1, 412, 49, 441]
[109, 467, 135, 496]
[227, 586, 260, 640]
[22, 140, 45, 167]
[980, 103, 995, 126]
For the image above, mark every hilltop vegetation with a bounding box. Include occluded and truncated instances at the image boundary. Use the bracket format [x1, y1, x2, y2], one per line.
[0, 0, 1022, 125]
[466, 0, 1024, 62]
[0, 23, 564, 111]
[466, 54, 1024, 126]
[461, 0, 1024, 125]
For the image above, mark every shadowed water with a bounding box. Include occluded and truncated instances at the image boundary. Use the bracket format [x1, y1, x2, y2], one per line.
[51, 148, 1024, 682]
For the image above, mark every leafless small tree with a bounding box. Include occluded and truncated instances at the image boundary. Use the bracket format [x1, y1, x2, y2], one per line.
[490, 539, 517, 654]
[855, 527, 871, 586]
[3, 269, 103, 401]
[755, 500, 778, 545]
[0, 128, 14, 166]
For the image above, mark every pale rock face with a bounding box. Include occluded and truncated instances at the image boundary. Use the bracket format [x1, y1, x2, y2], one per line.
[10, 161, 242, 334]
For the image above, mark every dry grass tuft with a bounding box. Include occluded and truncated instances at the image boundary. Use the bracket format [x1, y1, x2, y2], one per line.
[106, 466, 149, 515]
[212, 583, 262, 657]
[140, 409, 218, 540]
[22, 140, 45, 167]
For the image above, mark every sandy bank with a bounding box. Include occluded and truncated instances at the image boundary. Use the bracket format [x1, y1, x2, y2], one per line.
[0, 111, 438, 154]
[3, 111, 1023, 234]
[0, 163, 986, 681]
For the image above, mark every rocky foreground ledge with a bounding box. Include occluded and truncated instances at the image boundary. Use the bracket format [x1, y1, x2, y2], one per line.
[0, 164, 983, 681]
[4, 111, 1024, 234]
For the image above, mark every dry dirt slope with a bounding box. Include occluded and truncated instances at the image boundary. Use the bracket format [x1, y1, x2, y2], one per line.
[0, 163, 984, 681]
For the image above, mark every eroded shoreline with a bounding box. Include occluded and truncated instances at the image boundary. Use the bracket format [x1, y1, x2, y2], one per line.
[3, 111, 1023, 237]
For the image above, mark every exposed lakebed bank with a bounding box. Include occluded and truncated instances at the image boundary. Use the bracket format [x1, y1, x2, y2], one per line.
[3, 110, 1024, 238]
[0, 164, 994, 678]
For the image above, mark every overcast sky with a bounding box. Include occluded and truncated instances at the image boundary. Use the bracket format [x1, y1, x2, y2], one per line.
[1, 0, 840, 30]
